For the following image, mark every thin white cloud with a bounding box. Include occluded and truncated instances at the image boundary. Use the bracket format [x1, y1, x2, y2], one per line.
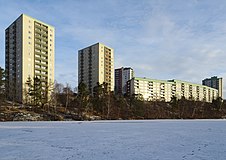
[1, 0, 226, 97]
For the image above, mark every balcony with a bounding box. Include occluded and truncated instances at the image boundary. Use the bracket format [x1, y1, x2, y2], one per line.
[35, 24, 48, 31]
[35, 40, 47, 46]
[35, 34, 42, 40]
[35, 67, 48, 72]
[35, 51, 48, 58]
[35, 72, 48, 77]
[35, 29, 42, 35]
[35, 40, 42, 45]
[42, 42, 48, 47]
[41, 78, 48, 82]
[35, 45, 48, 52]
[35, 56, 48, 62]
[42, 37, 48, 42]
[42, 47, 48, 52]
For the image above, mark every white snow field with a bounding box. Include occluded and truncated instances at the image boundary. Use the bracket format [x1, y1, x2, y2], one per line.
[0, 120, 226, 160]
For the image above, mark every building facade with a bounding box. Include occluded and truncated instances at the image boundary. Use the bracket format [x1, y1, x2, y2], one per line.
[78, 43, 114, 93]
[115, 67, 134, 95]
[5, 14, 55, 102]
[202, 76, 223, 98]
[127, 77, 218, 102]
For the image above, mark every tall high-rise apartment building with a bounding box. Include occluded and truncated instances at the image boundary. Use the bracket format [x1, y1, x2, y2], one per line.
[78, 43, 114, 93]
[115, 67, 134, 95]
[202, 76, 223, 98]
[5, 14, 55, 102]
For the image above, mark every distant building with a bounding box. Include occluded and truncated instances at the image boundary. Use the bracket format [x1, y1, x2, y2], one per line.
[202, 76, 223, 98]
[78, 43, 114, 94]
[127, 77, 173, 101]
[127, 77, 218, 102]
[115, 67, 134, 95]
[5, 14, 55, 103]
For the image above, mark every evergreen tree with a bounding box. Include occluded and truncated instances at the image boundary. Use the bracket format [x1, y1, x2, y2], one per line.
[26, 76, 49, 107]
[92, 82, 111, 118]
[77, 82, 90, 116]
[25, 76, 33, 104]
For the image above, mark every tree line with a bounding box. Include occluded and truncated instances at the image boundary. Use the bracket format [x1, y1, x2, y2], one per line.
[0, 67, 226, 120]
[48, 81, 226, 120]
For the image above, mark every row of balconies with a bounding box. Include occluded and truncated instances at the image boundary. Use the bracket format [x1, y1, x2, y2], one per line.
[35, 45, 48, 52]
[35, 38, 48, 43]
[35, 40, 48, 46]
[35, 72, 48, 77]
[134, 86, 216, 94]
[35, 63, 48, 69]
[35, 61, 48, 67]
[35, 56, 48, 62]
[35, 43, 48, 48]
[35, 34, 48, 41]
[105, 64, 112, 68]
[35, 48, 49, 53]
[35, 75, 47, 81]
[35, 51, 48, 58]
[35, 23, 48, 31]
[105, 80, 111, 83]
[35, 66, 48, 73]
[35, 29, 48, 35]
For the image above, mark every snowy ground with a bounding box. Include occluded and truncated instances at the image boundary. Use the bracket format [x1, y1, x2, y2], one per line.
[0, 120, 226, 160]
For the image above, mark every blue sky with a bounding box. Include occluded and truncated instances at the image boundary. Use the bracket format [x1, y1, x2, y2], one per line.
[1, 0, 226, 97]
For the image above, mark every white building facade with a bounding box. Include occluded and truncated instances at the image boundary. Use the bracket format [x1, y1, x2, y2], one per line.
[127, 77, 218, 102]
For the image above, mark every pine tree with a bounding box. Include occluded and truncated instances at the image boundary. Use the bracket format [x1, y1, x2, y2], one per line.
[25, 76, 49, 107]
[25, 76, 33, 104]
[77, 82, 90, 116]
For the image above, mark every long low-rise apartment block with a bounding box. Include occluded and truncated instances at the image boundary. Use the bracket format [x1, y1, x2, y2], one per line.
[127, 77, 218, 102]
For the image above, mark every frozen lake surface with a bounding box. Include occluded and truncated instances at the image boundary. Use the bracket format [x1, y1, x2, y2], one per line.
[0, 120, 226, 160]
